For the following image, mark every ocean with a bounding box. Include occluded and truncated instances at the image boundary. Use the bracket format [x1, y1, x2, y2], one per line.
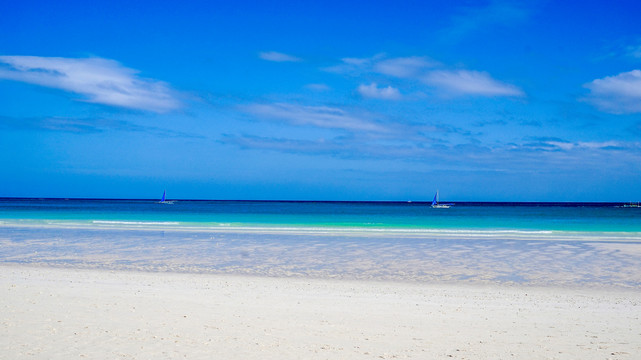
[1, 198, 640, 288]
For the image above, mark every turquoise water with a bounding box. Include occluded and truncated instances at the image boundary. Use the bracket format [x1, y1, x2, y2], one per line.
[1, 198, 640, 232]
[1, 198, 640, 287]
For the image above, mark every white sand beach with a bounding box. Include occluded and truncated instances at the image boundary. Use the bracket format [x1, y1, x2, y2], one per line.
[1, 265, 639, 359]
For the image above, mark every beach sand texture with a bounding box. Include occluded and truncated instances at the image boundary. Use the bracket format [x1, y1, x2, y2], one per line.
[1, 265, 640, 359]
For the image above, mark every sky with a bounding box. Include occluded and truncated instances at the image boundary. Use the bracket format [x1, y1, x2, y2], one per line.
[1, 0, 641, 202]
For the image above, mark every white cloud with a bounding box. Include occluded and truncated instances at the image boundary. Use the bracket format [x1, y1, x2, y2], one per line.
[373, 56, 437, 78]
[243, 103, 386, 132]
[325, 54, 523, 98]
[423, 70, 524, 97]
[357, 83, 401, 100]
[0, 55, 181, 112]
[584, 70, 641, 113]
[258, 51, 301, 62]
[325, 55, 434, 78]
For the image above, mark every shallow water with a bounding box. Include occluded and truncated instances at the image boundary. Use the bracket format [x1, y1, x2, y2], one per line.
[1, 199, 640, 288]
[1, 224, 640, 288]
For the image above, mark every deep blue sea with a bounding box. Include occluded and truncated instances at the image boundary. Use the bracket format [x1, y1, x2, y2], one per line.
[1, 198, 640, 288]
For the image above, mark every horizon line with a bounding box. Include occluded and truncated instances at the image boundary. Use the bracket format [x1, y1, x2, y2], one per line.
[0, 196, 635, 205]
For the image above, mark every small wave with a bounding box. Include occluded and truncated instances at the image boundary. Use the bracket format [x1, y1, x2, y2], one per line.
[195, 225, 555, 235]
[2, 220, 637, 241]
[92, 220, 180, 225]
[180, 225, 639, 241]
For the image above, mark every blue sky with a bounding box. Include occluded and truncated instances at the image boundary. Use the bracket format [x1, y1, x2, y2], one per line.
[1, 0, 640, 201]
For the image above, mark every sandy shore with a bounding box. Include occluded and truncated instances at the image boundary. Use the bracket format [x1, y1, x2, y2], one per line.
[1, 265, 640, 359]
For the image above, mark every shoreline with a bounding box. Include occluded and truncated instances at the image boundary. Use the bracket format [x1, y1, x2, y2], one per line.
[3, 221, 641, 240]
[2, 265, 640, 359]
[4, 262, 641, 292]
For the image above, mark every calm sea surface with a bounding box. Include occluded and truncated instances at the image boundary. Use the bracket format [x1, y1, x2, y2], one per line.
[1, 198, 640, 288]
[1, 198, 640, 232]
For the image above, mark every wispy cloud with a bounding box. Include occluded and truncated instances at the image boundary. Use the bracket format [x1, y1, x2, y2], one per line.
[357, 83, 401, 100]
[222, 126, 641, 175]
[0, 115, 202, 138]
[514, 137, 631, 152]
[373, 56, 437, 78]
[240, 100, 473, 152]
[583, 70, 641, 114]
[0, 55, 181, 112]
[242, 103, 387, 132]
[517, 137, 574, 152]
[221, 133, 439, 160]
[258, 51, 302, 62]
[443, 1, 530, 40]
[221, 134, 347, 155]
[423, 70, 524, 97]
[0, 115, 116, 133]
[326, 54, 524, 98]
[323, 54, 384, 75]
[326, 54, 435, 78]
[627, 43, 641, 59]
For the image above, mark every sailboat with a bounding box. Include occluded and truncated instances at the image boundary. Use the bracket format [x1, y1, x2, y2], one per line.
[158, 190, 174, 204]
[431, 190, 453, 208]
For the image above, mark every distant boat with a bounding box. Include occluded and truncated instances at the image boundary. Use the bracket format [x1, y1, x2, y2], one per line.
[621, 202, 640, 208]
[159, 190, 174, 204]
[431, 190, 453, 209]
